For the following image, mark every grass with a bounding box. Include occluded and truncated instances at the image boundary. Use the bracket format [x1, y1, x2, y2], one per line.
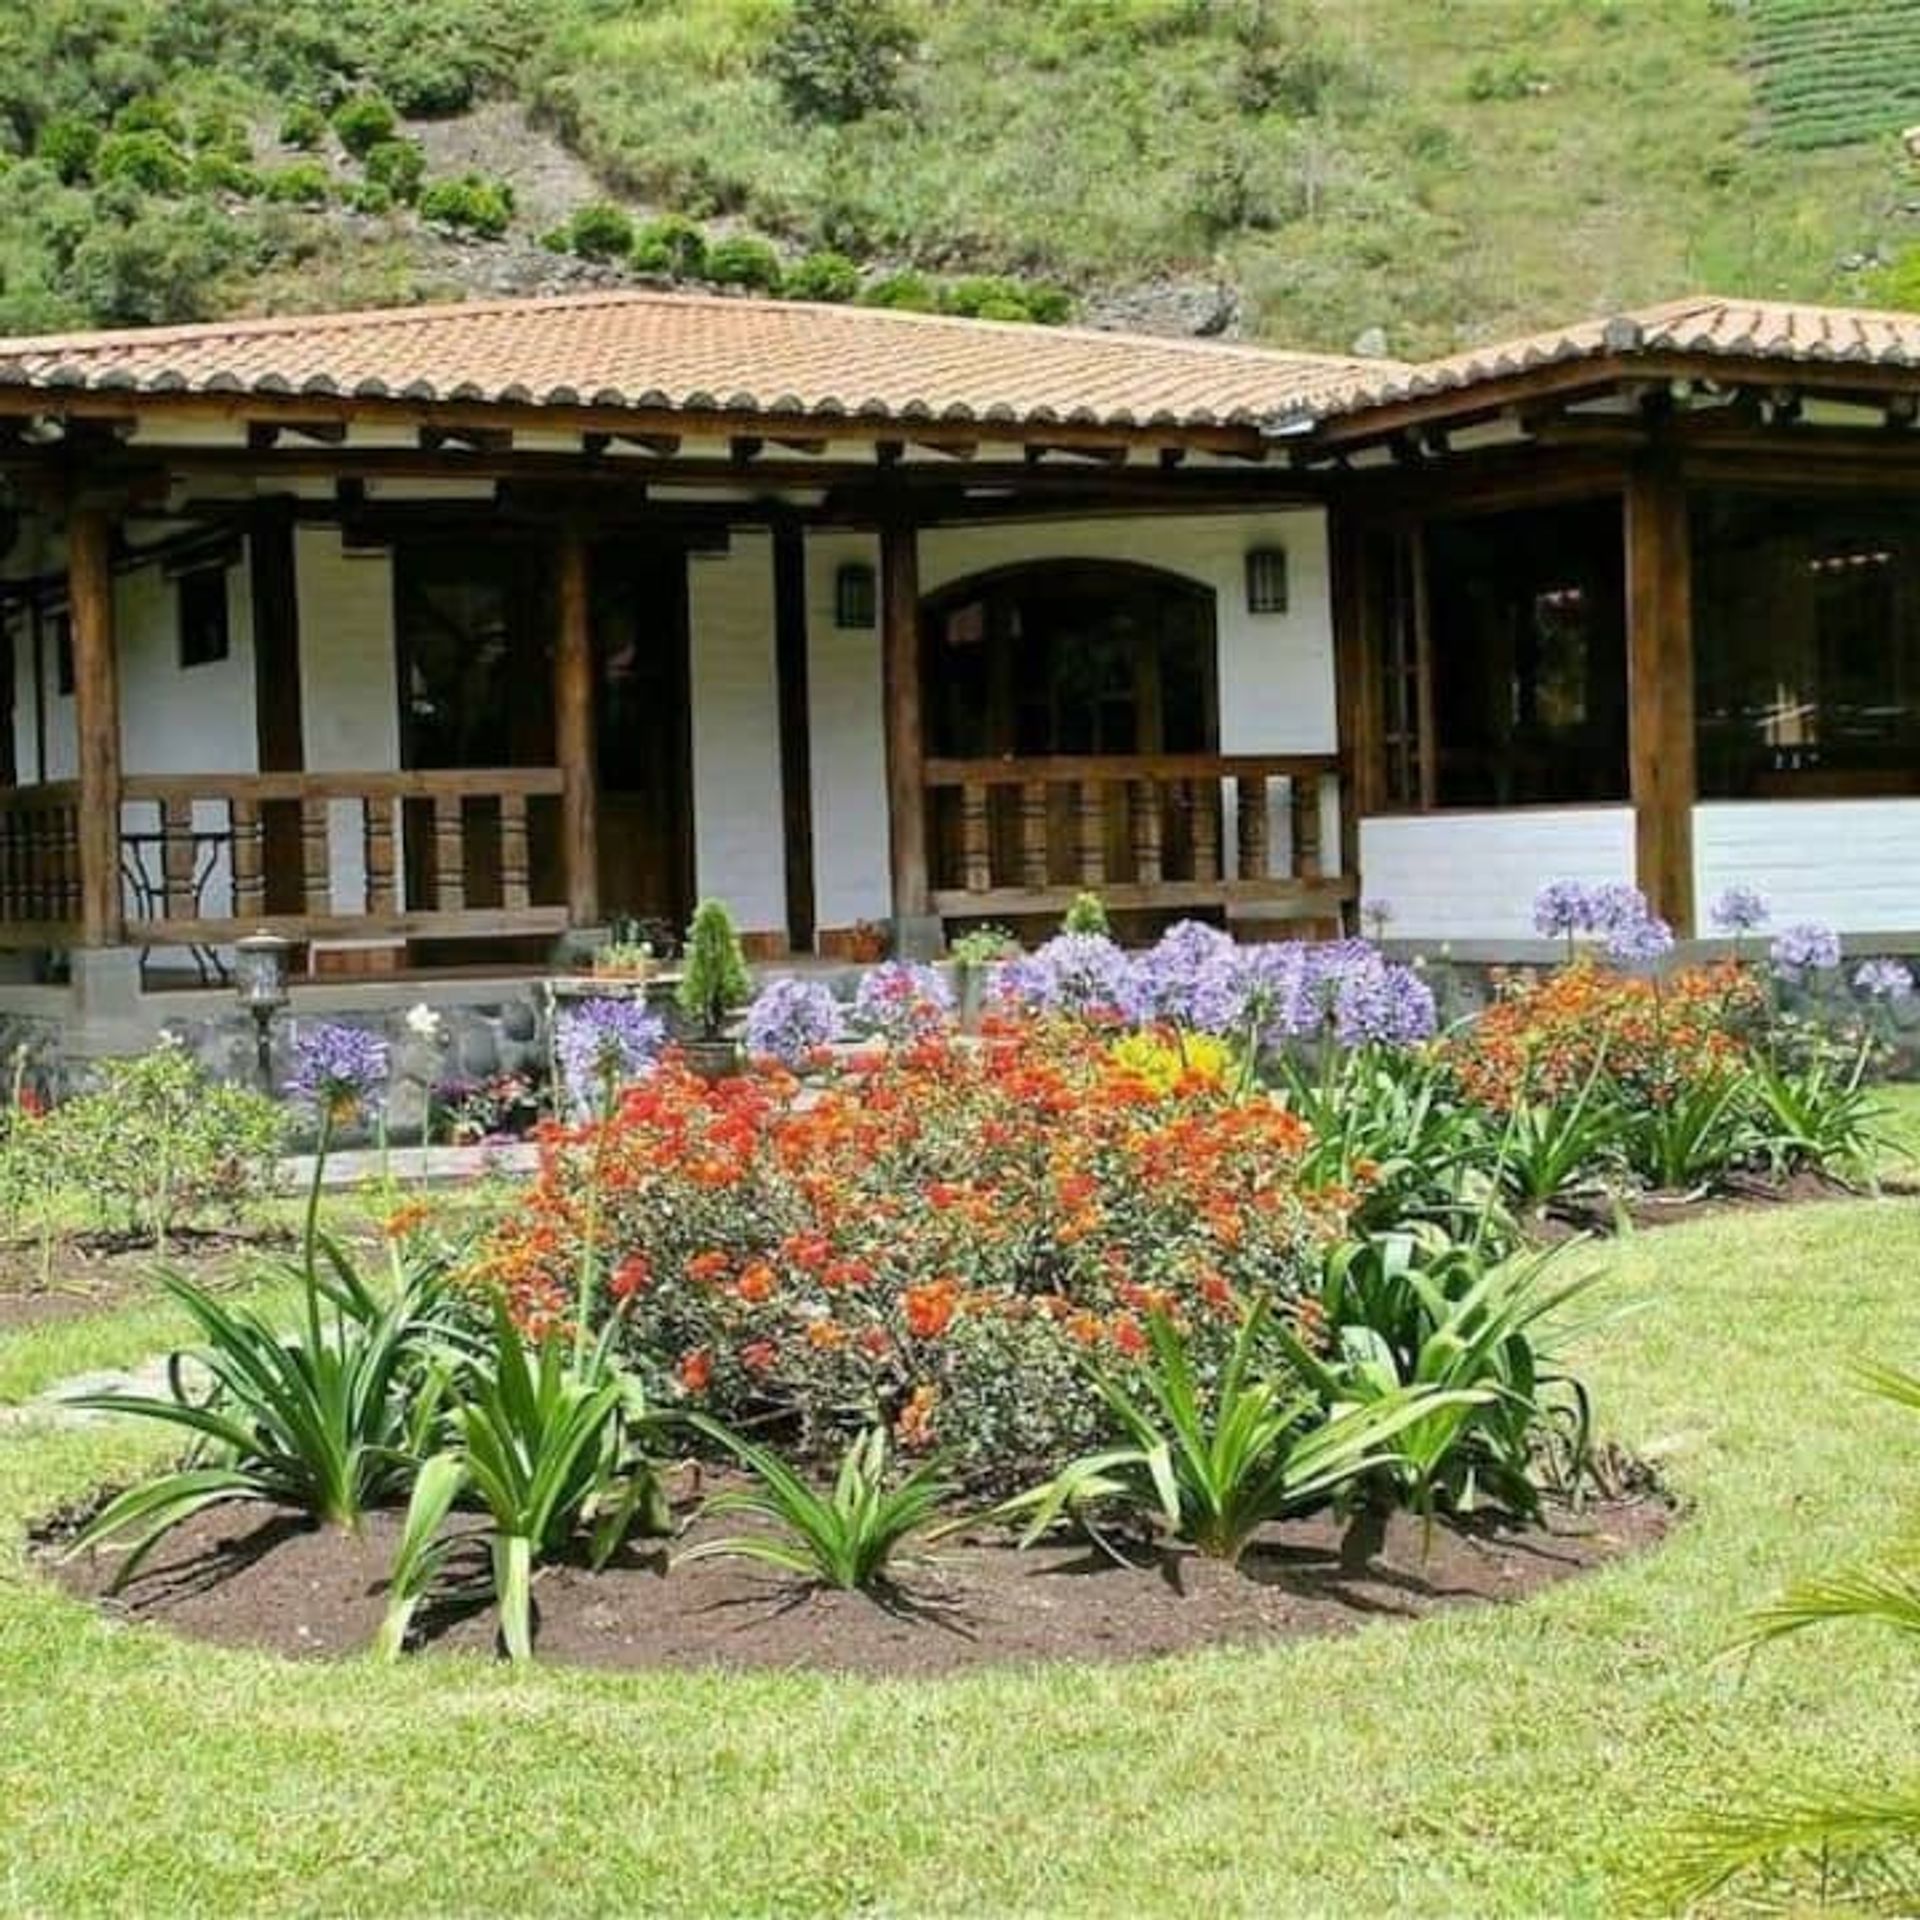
[4, 1197, 1920, 1913]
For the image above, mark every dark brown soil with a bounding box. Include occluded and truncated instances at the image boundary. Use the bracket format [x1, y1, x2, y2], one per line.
[1530, 1166, 1872, 1245]
[0, 1229, 285, 1332]
[48, 1490, 1670, 1678]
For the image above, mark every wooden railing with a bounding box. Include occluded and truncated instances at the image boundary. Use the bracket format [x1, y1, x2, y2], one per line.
[923, 753, 1353, 918]
[115, 769, 568, 946]
[0, 781, 83, 947]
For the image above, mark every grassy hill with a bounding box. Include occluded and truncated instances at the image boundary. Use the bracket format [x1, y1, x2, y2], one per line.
[2, 0, 1919, 355]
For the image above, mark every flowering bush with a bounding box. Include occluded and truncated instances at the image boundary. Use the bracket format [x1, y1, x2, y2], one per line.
[463, 1019, 1346, 1491]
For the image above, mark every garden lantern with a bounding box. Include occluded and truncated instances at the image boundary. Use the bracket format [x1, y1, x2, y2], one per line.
[233, 931, 291, 1095]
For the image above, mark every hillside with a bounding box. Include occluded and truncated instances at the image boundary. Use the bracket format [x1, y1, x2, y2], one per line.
[2, 0, 1920, 356]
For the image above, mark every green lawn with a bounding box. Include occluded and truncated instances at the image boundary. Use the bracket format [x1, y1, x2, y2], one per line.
[4, 1199, 1920, 1915]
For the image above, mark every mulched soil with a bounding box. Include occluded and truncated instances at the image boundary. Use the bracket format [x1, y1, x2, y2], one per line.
[46, 1486, 1671, 1679]
[1531, 1167, 1881, 1244]
[0, 1229, 289, 1333]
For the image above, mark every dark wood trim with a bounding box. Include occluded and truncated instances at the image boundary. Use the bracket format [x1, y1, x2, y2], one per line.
[554, 529, 599, 927]
[879, 514, 929, 926]
[1625, 455, 1696, 934]
[28, 596, 46, 783]
[248, 500, 303, 772]
[771, 520, 817, 954]
[67, 506, 121, 945]
[1327, 509, 1370, 886]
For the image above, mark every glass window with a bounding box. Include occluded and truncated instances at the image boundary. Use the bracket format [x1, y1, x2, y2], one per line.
[1416, 501, 1629, 807]
[176, 565, 230, 669]
[1694, 491, 1920, 798]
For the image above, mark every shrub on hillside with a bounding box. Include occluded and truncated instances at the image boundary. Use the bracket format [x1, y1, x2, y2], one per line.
[362, 137, 426, 205]
[262, 162, 332, 208]
[279, 102, 329, 151]
[93, 130, 191, 197]
[857, 269, 938, 312]
[766, 0, 918, 125]
[705, 233, 783, 292]
[35, 116, 99, 185]
[783, 249, 861, 302]
[419, 173, 513, 237]
[189, 152, 264, 199]
[331, 93, 398, 160]
[631, 213, 707, 277]
[562, 201, 635, 260]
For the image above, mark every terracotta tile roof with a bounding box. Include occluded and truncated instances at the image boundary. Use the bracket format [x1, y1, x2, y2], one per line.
[0, 288, 1393, 435]
[1282, 295, 1920, 425]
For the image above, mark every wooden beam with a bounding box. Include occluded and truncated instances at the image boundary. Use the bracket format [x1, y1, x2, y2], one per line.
[879, 514, 930, 932]
[418, 425, 512, 454]
[247, 420, 349, 450]
[771, 521, 816, 953]
[1624, 455, 1695, 935]
[553, 528, 599, 927]
[67, 506, 122, 945]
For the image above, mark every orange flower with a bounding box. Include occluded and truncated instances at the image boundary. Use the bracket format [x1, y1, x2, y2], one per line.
[857, 1325, 892, 1360]
[677, 1347, 713, 1393]
[686, 1249, 731, 1284]
[896, 1382, 939, 1450]
[806, 1319, 848, 1351]
[382, 1198, 433, 1240]
[736, 1262, 777, 1304]
[1108, 1313, 1149, 1358]
[739, 1338, 779, 1375]
[903, 1278, 959, 1340]
[610, 1252, 651, 1301]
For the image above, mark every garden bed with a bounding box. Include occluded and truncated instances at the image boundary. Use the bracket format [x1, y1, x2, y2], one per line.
[46, 1485, 1670, 1678]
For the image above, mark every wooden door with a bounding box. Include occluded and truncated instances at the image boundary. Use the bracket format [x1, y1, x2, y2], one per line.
[591, 540, 695, 940]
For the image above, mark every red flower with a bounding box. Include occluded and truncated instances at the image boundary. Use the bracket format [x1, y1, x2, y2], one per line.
[736, 1262, 777, 1304]
[686, 1249, 731, 1285]
[610, 1252, 651, 1301]
[903, 1279, 958, 1340]
[677, 1347, 713, 1393]
[740, 1338, 779, 1375]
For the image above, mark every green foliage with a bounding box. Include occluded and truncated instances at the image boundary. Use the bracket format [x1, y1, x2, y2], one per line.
[330, 92, 397, 160]
[681, 1420, 952, 1590]
[1002, 1299, 1482, 1564]
[783, 247, 860, 302]
[68, 1226, 454, 1577]
[1061, 890, 1109, 937]
[262, 161, 331, 207]
[766, 0, 917, 126]
[113, 95, 188, 143]
[93, 129, 190, 195]
[705, 232, 783, 291]
[362, 137, 426, 205]
[278, 102, 328, 150]
[1750, 0, 1920, 151]
[561, 199, 634, 259]
[378, 1303, 669, 1662]
[948, 925, 1019, 970]
[188, 151, 264, 199]
[676, 898, 752, 1037]
[857, 268, 937, 311]
[1748, 1042, 1888, 1180]
[418, 171, 513, 237]
[65, 198, 250, 325]
[35, 115, 99, 185]
[631, 212, 707, 276]
[345, 180, 396, 217]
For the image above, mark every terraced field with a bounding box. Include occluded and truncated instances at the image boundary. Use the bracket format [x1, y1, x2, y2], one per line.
[1752, 0, 1920, 151]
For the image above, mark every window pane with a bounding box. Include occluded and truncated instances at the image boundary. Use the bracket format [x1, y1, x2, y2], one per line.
[1694, 491, 1920, 797]
[1422, 501, 1628, 807]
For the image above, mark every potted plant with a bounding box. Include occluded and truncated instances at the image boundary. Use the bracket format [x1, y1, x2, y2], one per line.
[592, 937, 657, 983]
[675, 898, 752, 1079]
[845, 918, 891, 964]
[948, 925, 1019, 1033]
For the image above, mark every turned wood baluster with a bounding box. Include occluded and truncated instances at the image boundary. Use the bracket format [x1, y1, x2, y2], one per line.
[230, 798, 264, 919]
[1191, 778, 1221, 885]
[161, 796, 195, 922]
[960, 780, 991, 893]
[364, 795, 398, 916]
[300, 796, 331, 918]
[1076, 780, 1106, 886]
[433, 795, 466, 913]
[1019, 780, 1049, 888]
[500, 792, 531, 911]
[1235, 773, 1269, 882]
[1130, 777, 1163, 886]
[1291, 774, 1324, 880]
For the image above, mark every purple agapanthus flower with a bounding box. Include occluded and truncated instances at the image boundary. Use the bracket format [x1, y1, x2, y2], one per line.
[1532, 881, 1596, 940]
[1191, 939, 1435, 1049]
[1133, 920, 1236, 1027]
[1710, 886, 1771, 935]
[286, 1022, 388, 1122]
[851, 961, 953, 1043]
[1771, 922, 1842, 981]
[1604, 911, 1675, 969]
[1854, 958, 1914, 1002]
[556, 997, 665, 1112]
[991, 933, 1140, 1022]
[745, 976, 844, 1066]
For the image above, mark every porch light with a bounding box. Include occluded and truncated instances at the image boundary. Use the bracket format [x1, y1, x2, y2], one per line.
[835, 561, 877, 629]
[234, 931, 291, 1096]
[1244, 545, 1289, 615]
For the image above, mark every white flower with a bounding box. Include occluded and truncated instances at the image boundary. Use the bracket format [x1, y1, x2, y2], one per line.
[404, 1003, 445, 1045]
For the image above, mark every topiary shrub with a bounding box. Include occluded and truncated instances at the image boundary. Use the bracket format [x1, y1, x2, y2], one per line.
[631, 213, 707, 277]
[705, 233, 782, 292]
[676, 899, 752, 1039]
[362, 138, 426, 205]
[783, 249, 861, 302]
[35, 116, 100, 186]
[279, 102, 329, 151]
[94, 130, 191, 197]
[1061, 890, 1110, 936]
[564, 200, 635, 260]
[262, 161, 332, 207]
[418, 173, 514, 238]
[331, 93, 398, 160]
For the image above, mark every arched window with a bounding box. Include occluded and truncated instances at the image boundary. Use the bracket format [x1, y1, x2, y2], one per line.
[921, 560, 1219, 761]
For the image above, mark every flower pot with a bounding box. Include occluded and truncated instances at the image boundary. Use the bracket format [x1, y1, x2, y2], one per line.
[682, 1034, 743, 1082]
[954, 962, 988, 1035]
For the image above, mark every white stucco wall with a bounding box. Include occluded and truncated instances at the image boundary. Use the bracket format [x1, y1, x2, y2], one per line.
[296, 529, 399, 916]
[1695, 800, 1920, 936]
[1358, 808, 1637, 942]
[688, 533, 788, 933]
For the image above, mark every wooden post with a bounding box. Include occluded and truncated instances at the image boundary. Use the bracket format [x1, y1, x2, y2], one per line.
[67, 507, 121, 945]
[879, 517, 931, 933]
[772, 520, 817, 953]
[554, 527, 600, 927]
[1625, 456, 1696, 935]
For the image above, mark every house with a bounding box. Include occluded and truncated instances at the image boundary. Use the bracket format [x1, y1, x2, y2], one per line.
[1, 288, 1917, 1065]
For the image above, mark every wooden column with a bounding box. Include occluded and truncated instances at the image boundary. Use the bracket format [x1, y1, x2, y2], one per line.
[554, 527, 600, 927]
[772, 520, 817, 953]
[67, 507, 122, 945]
[1625, 456, 1696, 935]
[879, 517, 931, 931]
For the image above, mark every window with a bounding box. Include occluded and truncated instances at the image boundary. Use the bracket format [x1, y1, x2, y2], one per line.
[1694, 491, 1920, 797]
[1372, 501, 1629, 809]
[176, 565, 230, 668]
[50, 609, 73, 697]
